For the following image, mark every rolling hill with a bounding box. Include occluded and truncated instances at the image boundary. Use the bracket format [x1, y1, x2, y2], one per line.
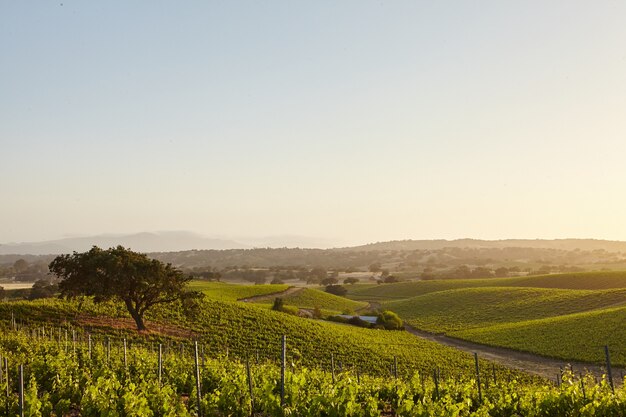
[384, 286, 626, 333]
[348, 271, 626, 301]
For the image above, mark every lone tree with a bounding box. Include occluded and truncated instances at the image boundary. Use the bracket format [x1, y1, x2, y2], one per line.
[49, 246, 199, 331]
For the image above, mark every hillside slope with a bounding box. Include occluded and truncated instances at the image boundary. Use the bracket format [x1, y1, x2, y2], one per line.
[452, 306, 626, 366]
[348, 271, 626, 301]
[385, 287, 626, 333]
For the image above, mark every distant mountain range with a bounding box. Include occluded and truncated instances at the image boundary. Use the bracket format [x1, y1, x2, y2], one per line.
[0, 232, 345, 255]
[348, 239, 626, 252]
[2, 233, 626, 255]
[0, 232, 247, 255]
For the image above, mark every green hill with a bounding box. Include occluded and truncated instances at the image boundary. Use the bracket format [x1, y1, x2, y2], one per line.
[187, 281, 289, 301]
[254, 287, 367, 313]
[385, 287, 626, 333]
[348, 271, 626, 301]
[0, 297, 526, 380]
[452, 306, 626, 366]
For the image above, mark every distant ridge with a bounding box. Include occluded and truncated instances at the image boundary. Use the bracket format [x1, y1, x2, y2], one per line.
[345, 239, 626, 252]
[0, 232, 248, 255]
[3, 235, 626, 256]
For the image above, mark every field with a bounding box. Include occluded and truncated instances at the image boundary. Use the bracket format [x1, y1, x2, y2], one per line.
[2, 276, 626, 415]
[252, 287, 368, 313]
[384, 287, 626, 333]
[0, 296, 524, 381]
[347, 271, 626, 300]
[347, 272, 626, 367]
[187, 281, 289, 301]
[453, 306, 626, 366]
[2, 327, 622, 416]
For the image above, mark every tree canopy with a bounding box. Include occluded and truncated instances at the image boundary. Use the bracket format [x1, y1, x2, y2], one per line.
[49, 246, 199, 330]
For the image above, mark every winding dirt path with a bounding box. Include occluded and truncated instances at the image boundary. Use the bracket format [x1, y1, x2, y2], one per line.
[239, 286, 304, 303]
[405, 325, 624, 384]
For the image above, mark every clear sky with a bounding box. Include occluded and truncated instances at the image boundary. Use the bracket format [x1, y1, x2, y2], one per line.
[2, 1, 626, 246]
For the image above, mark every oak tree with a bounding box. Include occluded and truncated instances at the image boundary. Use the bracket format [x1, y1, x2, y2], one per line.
[49, 245, 199, 330]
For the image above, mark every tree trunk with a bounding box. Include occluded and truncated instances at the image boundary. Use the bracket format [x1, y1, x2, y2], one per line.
[133, 313, 147, 331]
[125, 299, 147, 331]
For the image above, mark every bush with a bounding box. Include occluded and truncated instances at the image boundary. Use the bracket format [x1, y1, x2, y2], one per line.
[376, 310, 404, 330]
[321, 277, 338, 286]
[325, 285, 347, 296]
[347, 316, 372, 328]
[327, 315, 349, 324]
[384, 275, 400, 283]
[272, 297, 298, 316]
[271, 277, 285, 285]
[28, 280, 58, 300]
[272, 297, 284, 311]
[343, 277, 359, 285]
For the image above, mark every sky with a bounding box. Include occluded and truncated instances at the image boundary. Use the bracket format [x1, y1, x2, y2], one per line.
[1, 1, 626, 246]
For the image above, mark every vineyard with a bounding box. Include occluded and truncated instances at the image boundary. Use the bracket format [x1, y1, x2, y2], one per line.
[347, 271, 626, 301]
[251, 288, 368, 314]
[453, 306, 626, 366]
[187, 282, 289, 301]
[2, 276, 626, 415]
[0, 297, 528, 381]
[384, 287, 626, 333]
[346, 272, 626, 368]
[1, 325, 626, 416]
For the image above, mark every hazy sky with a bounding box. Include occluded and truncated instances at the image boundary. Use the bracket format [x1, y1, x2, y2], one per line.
[2, 1, 626, 246]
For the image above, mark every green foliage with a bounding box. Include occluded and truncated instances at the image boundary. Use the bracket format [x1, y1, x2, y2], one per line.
[348, 271, 626, 301]
[385, 287, 626, 333]
[376, 310, 403, 330]
[384, 275, 400, 283]
[281, 305, 300, 316]
[28, 279, 58, 300]
[257, 288, 366, 313]
[347, 316, 373, 328]
[1, 329, 625, 416]
[367, 278, 626, 366]
[453, 306, 626, 365]
[321, 277, 339, 286]
[0, 296, 525, 381]
[272, 297, 285, 311]
[49, 246, 200, 330]
[325, 284, 348, 297]
[188, 281, 288, 301]
[271, 297, 298, 315]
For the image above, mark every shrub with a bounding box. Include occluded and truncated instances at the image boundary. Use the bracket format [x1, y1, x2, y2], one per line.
[325, 285, 347, 297]
[376, 310, 404, 330]
[272, 297, 298, 316]
[272, 297, 284, 311]
[327, 315, 349, 324]
[347, 316, 372, 328]
[321, 277, 339, 286]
